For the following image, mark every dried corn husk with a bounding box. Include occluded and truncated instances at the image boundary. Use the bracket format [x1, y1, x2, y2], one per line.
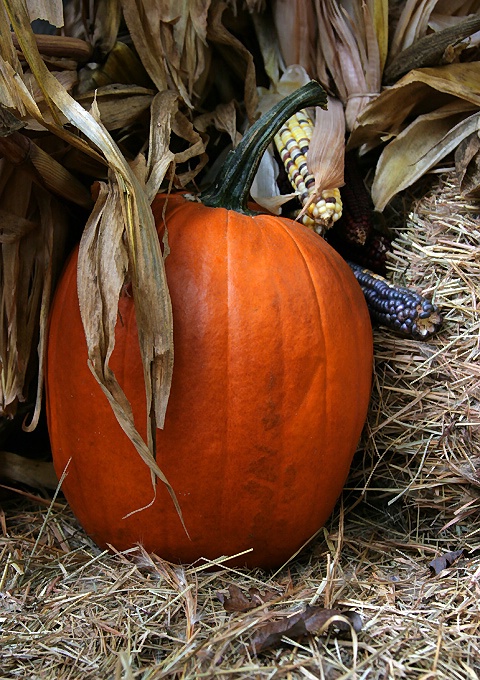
[389, 0, 480, 60]
[349, 61, 480, 209]
[0, 132, 93, 207]
[0, 164, 68, 423]
[119, 0, 211, 108]
[313, 0, 387, 131]
[0, 0, 203, 523]
[372, 104, 480, 211]
[252, 66, 344, 221]
[271, 0, 317, 77]
[385, 11, 480, 83]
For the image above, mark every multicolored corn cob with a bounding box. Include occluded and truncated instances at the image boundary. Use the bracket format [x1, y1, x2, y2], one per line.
[274, 109, 342, 234]
[348, 261, 442, 339]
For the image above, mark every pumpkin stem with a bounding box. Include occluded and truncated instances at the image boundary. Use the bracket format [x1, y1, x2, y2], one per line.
[200, 81, 328, 213]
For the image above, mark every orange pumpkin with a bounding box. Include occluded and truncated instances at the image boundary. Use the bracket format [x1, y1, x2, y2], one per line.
[46, 83, 373, 569]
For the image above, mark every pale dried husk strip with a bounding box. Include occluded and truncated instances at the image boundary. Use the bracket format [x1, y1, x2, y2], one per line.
[307, 96, 345, 192]
[271, 0, 317, 76]
[313, 0, 385, 131]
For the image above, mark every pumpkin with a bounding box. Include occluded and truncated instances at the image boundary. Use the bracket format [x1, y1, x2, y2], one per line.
[46, 83, 373, 569]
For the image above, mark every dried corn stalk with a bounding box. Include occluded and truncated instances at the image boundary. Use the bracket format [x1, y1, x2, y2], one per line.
[119, 0, 211, 107]
[0, 164, 67, 423]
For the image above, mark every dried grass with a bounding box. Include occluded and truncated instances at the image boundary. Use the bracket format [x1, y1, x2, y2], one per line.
[1, 486, 479, 679]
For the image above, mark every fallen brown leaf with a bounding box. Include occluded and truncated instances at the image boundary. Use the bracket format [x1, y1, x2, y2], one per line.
[455, 132, 480, 196]
[429, 549, 468, 576]
[248, 606, 362, 654]
[217, 584, 279, 613]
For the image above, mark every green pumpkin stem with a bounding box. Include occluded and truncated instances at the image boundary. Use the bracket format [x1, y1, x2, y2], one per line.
[200, 81, 328, 213]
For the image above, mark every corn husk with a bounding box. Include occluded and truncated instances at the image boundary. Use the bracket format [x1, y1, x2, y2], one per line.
[271, 0, 317, 77]
[119, 0, 211, 108]
[389, 0, 480, 60]
[313, 0, 387, 130]
[349, 61, 480, 209]
[251, 65, 344, 219]
[0, 165, 68, 423]
[372, 104, 480, 211]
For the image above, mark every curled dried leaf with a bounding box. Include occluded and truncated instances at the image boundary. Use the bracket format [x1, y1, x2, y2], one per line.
[455, 131, 480, 196]
[218, 584, 279, 612]
[120, 0, 210, 107]
[429, 549, 468, 575]
[349, 61, 480, 153]
[371, 105, 479, 211]
[249, 606, 362, 654]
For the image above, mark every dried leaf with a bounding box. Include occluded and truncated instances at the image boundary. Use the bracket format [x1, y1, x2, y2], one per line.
[313, 0, 383, 130]
[25, 0, 64, 27]
[207, 1, 258, 122]
[251, 7, 283, 86]
[0, 168, 67, 420]
[349, 62, 480, 152]
[371, 104, 480, 211]
[218, 584, 279, 612]
[76, 179, 183, 525]
[194, 100, 240, 147]
[0, 132, 93, 208]
[4, 1, 181, 521]
[0, 209, 37, 242]
[249, 606, 362, 654]
[120, 0, 211, 106]
[0, 450, 58, 489]
[171, 107, 208, 188]
[455, 131, 480, 195]
[429, 549, 468, 575]
[372, 0, 389, 73]
[389, 0, 440, 60]
[144, 91, 177, 202]
[76, 86, 154, 131]
[91, 0, 122, 57]
[384, 13, 480, 84]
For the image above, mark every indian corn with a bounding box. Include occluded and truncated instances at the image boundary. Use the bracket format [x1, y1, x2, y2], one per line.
[274, 109, 342, 234]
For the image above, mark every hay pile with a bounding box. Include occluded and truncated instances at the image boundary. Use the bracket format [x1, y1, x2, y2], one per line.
[354, 174, 480, 529]
[1, 172, 480, 679]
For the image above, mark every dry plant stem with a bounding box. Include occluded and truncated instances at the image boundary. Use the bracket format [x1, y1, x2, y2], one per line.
[384, 13, 480, 83]
[11, 33, 93, 62]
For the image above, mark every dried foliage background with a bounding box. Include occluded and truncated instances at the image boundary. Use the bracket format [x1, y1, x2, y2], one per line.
[1, 0, 480, 678]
